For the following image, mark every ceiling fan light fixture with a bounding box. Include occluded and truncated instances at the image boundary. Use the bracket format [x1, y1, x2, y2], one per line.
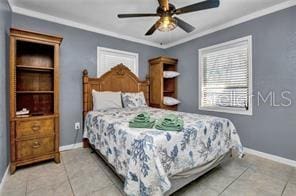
[157, 16, 176, 32]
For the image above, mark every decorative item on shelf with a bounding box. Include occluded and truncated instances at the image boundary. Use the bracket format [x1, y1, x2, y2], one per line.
[149, 56, 178, 111]
[16, 108, 30, 118]
[163, 96, 180, 106]
[163, 71, 180, 78]
[16, 108, 29, 116]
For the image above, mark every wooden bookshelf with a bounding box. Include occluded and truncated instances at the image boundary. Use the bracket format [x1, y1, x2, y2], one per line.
[9, 28, 63, 174]
[149, 56, 179, 111]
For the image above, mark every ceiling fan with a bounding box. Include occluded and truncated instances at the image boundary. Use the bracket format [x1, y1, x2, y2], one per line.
[118, 0, 220, 36]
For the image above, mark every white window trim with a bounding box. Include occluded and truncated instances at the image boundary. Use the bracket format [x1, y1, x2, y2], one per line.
[97, 47, 139, 77]
[198, 35, 253, 116]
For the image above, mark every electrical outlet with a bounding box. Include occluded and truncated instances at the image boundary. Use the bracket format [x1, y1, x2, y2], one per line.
[74, 122, 80, 130]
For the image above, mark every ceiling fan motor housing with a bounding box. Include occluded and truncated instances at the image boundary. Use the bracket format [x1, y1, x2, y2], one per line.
[157, 3, 176, 15]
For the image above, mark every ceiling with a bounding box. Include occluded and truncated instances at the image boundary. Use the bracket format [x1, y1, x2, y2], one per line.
[9, 0, 295, 48]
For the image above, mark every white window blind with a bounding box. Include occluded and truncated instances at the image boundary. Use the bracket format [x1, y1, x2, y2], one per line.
[199, 36, 252, 115]
[97, 47, 139, 77]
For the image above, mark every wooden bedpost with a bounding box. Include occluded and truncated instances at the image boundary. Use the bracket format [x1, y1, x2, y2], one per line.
[82, 69, 90, 148]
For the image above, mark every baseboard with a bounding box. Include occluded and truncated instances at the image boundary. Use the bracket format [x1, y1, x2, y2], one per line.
[59, 142, 83, 152]
[244, 147, 296, 168]
[0, 165, 9, 194]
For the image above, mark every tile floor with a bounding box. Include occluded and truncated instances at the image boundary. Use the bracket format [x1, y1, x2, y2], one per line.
[1, 148, 295, 196]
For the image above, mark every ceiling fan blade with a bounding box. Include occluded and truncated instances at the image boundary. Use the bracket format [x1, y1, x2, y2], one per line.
[174, 0, 220, 15]
[145, 21, 160, 36]
[118, 13, 158, 18]
[174, 17, 195, 33]
[158, 0, 169, 11]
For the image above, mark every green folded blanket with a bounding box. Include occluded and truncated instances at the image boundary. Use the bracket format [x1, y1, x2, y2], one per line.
[129, 112, 156, 128]
[155, 114, 184, 132]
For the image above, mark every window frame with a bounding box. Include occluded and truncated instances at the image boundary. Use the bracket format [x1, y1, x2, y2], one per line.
[198, 35, 253, 115]
[97, 47, 139, 77]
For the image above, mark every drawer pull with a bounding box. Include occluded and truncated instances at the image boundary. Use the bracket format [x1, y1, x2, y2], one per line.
[31, 124, 41, 132]
[32, 141, 41, 149]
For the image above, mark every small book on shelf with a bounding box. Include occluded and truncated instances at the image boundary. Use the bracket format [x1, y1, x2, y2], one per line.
[16, 114, 30, 118]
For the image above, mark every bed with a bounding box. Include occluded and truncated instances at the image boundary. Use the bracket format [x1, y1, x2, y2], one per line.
[82, 64, 243, 196]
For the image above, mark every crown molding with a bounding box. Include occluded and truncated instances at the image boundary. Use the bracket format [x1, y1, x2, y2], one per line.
[9, 4, 165, 49]
[8, 0, 296, 49]
[163, 0, 296, 49]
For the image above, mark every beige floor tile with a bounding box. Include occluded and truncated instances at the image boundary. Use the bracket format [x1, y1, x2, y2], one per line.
[289, 168, 296, 184]
[0, 189, 26, 196]
[245, 153, 293, 182]
[91, 155, 124, 191]
[27, 168, 68, 193]
[282, 182, 296, 196]
[196, 165, 239, 193]
[1, 173, 27, 195]
[172, 180, 219, 196]
[26, 180, 73, 196]
[221, 168, 286, 196]
[2, 148, 293, 196]
[90, 184, 123, 196]
[69, 167, 112, 196]
[220, 158, 249, 178]
[27, 161, 66, 181]
[64, 158, 101, 179]
[61, 148, 93, 164]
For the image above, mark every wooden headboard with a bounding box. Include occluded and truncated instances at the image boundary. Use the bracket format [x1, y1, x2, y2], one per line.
[82, 64, 149, 118]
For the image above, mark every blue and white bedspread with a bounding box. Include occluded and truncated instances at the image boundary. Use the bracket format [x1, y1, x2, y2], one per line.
[83, 107, 243, 196]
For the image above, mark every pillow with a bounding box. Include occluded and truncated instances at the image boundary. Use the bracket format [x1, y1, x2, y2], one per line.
[122, 92, 147, 108]
[92, 90, 122, 110]
[163, 96, 180, 106]
[163, 71, 180, 78]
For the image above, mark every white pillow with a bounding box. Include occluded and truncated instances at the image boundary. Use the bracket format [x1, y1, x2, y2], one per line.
[163, 96, 180, 106]
[163, 71, 180, 78]
[92, 90, 122, 110]
[121, 92, 147, 108]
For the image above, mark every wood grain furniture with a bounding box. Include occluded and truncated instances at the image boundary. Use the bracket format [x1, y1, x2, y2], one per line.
[149, 56, 179, 110]
[82, 64, 232, 195]
[9, 28, 63, 174]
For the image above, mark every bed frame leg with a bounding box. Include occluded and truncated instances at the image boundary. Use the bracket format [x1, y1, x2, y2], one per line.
[83, 138, 90, 148]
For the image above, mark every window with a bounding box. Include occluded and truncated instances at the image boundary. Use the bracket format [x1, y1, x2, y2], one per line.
[97, 47, 139, 77]
[199, 36, 252, 115]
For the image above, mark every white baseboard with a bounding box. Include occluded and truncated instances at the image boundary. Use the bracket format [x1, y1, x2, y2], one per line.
[0, 165, 9, 194]
[59, 142, 83, 152]
[244, 147, 296, 168]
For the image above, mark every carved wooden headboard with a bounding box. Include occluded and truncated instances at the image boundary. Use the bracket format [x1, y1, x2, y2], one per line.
[82, 64, 149, 118]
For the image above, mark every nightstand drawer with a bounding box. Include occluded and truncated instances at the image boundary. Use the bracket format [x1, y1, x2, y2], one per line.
[16, 137, 54, 160]
[16, 118, 54, 138]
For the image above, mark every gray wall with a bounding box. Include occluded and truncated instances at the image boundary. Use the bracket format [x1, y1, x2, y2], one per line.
[11, 13, 165, 147]
[0, 0, 11, 183]
[166, 6, 296, 161]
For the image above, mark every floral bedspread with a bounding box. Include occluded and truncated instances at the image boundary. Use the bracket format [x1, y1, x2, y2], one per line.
[83, 107, 243, 196]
